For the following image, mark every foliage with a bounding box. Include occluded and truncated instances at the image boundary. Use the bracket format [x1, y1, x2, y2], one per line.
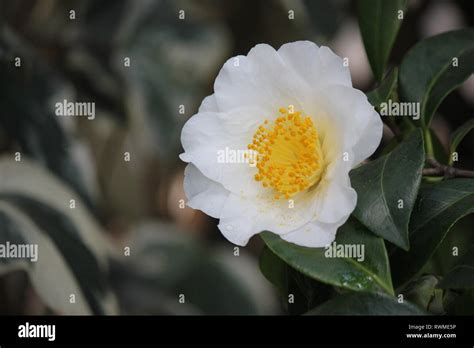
[0, 0, 473, 316]
[261, 0, 474, 315]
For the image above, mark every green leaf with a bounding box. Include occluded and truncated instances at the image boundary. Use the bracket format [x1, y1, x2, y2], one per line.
[403, 275, 445, 314]
[0, 157, 117, 314]
[306, 292, 426, 315]
[122, 9, 228, 161]
[449, 119, 474, 165]
[444, 289, 474, 315]
[0, 157, 110, 260]
[399, 29, 474, 127]
[391, 179, 474, 287]
[303, 0, 345, 39]
[367, 68, 399, 109]
[0, 37, 92, 208]
[350, 129, 425, 250]
[0, 195, 116, 315]
[0, 202, 112, 315]
[259, 246, 289, 296]
[358, 0, 407, 81]
[424, 214, 474, 276]
[260, 219, 394, 295]
[259, 246, 333, 314]
[114, 222, 276, 315]
[438, 245, 474, 290]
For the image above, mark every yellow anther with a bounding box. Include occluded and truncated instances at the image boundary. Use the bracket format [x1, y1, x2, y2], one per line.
[248, 107, 324, 200]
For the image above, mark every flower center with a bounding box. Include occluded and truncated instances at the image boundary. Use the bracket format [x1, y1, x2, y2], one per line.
[247, 107, 324, 200]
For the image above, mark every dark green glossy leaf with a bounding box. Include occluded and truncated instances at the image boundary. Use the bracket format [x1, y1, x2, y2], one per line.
[367, 68, 398, 109]
[350, 129, 425, 250]
[449, 119, 474, 165]
[391, 179, 474, 287]
[306, 292, 426, 315]
[379, 136, 400, 157]
[358, 0, 407, 81]
[260, 219, 394, 295]
[424, 215, 474, 277]
[259, 246, 288, 296]
[399, 29, 474, 126]
[259, 246, 332, 314]
[438, 245, 474, 290]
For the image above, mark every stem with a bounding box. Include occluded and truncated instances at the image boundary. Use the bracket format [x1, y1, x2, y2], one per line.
[424, 128, 435, 159]
[422, 157, 474, 179]
[386, 118, 403, 141]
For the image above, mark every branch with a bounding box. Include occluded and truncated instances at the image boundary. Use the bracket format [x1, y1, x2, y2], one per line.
[423, 157, 474, 179]
[383, 118, 403, 142]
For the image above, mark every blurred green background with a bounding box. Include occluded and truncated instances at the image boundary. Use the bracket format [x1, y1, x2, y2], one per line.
[0, 0, 473, 315]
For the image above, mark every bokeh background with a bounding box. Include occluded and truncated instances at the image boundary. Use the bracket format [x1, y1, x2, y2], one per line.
[0, 0, 473, 315]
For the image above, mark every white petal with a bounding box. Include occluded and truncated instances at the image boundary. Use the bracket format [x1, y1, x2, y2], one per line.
[350, 107, 383, 165]
[198, 94, 218, 113]
[319, 85, 383, 166]
[314, 159, 357, 224]
[280, 221, 337, 248]
[183, 164, 229, 218]
[318, 46, 353, 87]
[216, 158, 356, 246]
[213, 44, 307, 115]
[180, 108, 264, 196]
[280, 216, 348, 248]
[216, 190, 318, 246]
[217, 193, 268, 246]
[218, 215, 255, 246]
[278, 41, 352, 88]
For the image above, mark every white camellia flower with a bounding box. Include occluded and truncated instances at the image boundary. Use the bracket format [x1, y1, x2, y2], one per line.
[180, 41, 383, 247]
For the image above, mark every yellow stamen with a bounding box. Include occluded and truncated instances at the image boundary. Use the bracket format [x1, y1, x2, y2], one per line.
[248, 107, 325, 200]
